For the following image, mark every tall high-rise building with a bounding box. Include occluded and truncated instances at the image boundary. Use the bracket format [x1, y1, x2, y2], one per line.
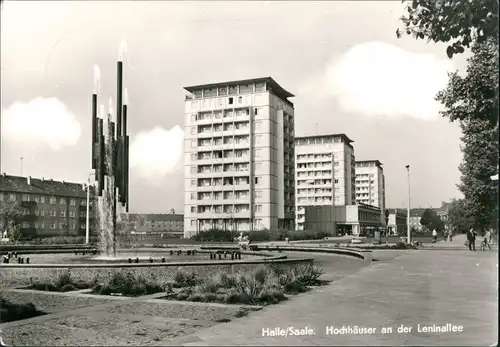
[295, 134, 356, 230]
[355, 160, 386, 211]
[183, 77, 295, 238]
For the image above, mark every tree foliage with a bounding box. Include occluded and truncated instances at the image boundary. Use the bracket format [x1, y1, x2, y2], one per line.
[0, 200, 24, 239]
[436, 39, 498, 232]
[436, 39, 499, 124]
[446, 199, 473, 233]
[420, 208, 445, 231]
[397, 0, 499, 58]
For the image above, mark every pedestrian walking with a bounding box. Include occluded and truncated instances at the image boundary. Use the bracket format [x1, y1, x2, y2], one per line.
[432, 229, 438, 243]
[466, 228, 477, 251]
[482, 229, 493, 251]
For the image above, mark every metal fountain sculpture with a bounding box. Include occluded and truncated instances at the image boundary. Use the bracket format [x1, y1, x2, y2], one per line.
[91, 40, 130, 257]
[234, 232, 250, 251]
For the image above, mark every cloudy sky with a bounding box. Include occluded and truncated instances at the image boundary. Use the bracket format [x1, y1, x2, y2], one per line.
[1, 1, 468, 213]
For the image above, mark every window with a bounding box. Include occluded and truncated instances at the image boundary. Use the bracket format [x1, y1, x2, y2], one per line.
[191, 166, 197, 174]
[60, 211, 66, 217]
[191, 127, 197, 135]
[59, 222, 65, 229]
[255, 177, 261, 185]
[254, 162, 262, 171]
[23, 194, 30, 201]
[23, 208, 29, 215]
[228, 97, 234, 105]
[60, 198, 66, 205]
[40, 209, 45, 216]
[40, 196, 46, 203]
[191, 206, 197, 213]
[22, 221, 29, 228]
[50, 209, 56, 217]
[80, 199, 86, 206]
[191, 180, 196, 187]
[50, 197, 56, 204]
[80, 211, 86, 218]
[254, 205, 262, 213]
[69, 211, 75, 218]
[334, 179, 339, 184]
[40, 221, 45, 228]
[70, 199, 76, 206]
[254, 190, 262, 198]
[0, 193, 3, 202]
[190, 193, 196, 200]
[9, 193, 16, 201]
[255, 135, 262, 144]
[191, 140, 197, 148]
[254, 149, 262, 158]
[190, 220, 197, 227]
[50, 222, 56, 229]
[34, 195, 40, 202]
[238, 96, 242, 104]
[254, 108, 260, 115]
[35, 209, 40, 216]
[34, 222, 39, 228]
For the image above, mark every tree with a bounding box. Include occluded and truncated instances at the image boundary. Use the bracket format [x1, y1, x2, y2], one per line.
[436, 39, 498, 233]
[0, 200, 23, 240]
[170, 208, 175, 215]
[397, 0, 499, 58]
[447, 199, 473, 233]
[420, 208, 445, 232]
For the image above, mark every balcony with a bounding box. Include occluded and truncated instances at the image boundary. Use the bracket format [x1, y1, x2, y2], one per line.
[21, 201, 36, 208]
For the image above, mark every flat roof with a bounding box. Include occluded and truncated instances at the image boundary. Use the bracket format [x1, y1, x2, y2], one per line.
[184, 77, 295, 99]
[296, 133, 354, 145]
[356, 160, 383, 167]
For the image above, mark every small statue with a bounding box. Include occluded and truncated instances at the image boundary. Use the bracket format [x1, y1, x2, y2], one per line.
[234, 232, 250, 250]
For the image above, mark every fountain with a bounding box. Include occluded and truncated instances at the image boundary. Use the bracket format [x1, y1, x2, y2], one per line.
[91, 40, 130, 257]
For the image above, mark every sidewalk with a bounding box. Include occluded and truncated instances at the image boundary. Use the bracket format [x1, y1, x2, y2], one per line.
[165, 249, 498, 346]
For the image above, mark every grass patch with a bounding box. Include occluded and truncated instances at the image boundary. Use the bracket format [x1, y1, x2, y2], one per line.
[26, 272, 95, 292]
[0, 296, 46, 323]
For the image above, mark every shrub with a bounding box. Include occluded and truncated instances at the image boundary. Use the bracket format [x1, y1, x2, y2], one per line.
[176, 292, 189, 301]
[61, 284, 77, 292]
[55, 272, 72, 289]
[173, 269, 198, 287]
[217, 272, 237, 288]
[202, 293, 218, 302]
[187, 293, 204, 302]
[291, 264, 324, 286]
[195, 280, 220, 294]
[95, 272, 163, 297]
[0, 297, 45, 323]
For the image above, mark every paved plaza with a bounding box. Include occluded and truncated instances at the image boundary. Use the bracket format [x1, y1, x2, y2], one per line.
[0, 240, 497, 346]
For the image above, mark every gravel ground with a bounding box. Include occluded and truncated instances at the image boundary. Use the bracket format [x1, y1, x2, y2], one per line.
[1, 299, 258, 346]
[0, 290, 114, 313]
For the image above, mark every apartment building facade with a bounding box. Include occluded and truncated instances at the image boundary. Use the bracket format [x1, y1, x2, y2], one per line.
[355, 160, 386, 211]
[0, 174, 96, 239]
[122, 213, 184, 235]
[295, 134, 356, 230]
[183, 77, 295, 237]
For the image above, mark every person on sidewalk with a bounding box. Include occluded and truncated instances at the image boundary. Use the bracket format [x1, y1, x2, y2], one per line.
[432, 229, 438, 243]
[467, 228, 477, 251]
[482, 229, 493, 251]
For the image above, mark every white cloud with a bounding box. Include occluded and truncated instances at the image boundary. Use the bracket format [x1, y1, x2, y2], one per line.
[2, 97, 81, 150]
[130, 126, 184, 181]
[312, 41, 455, 121]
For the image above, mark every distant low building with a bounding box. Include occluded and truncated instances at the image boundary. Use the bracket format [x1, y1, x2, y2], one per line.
[121, 213, 184, 237]
[303, 203, 384, 236]
[0, 174, 96, 239]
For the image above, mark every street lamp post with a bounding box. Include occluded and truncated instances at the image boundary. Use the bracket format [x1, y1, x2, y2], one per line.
[85, 173, 95, 244]
[405, 165, 411, 244]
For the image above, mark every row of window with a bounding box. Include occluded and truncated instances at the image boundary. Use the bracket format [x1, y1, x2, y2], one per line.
[23, 208, 92, 218]
[21, 221, 87, 229]
[0, 193, 85, 206]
